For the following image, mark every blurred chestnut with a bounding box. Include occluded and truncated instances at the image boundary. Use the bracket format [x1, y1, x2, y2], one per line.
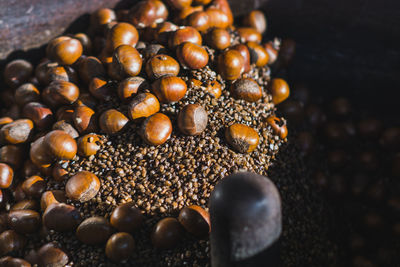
[146, 54, 180, 80]
[47, 36, 83, 65]
[218, 49, 244, 80]
[22, 102, 54, 130]
[8, 209, 41, 234]
[268, 78, 290, 105]
[99, 109, 129, 134]
[65, 171, 100, 202]
[118, 77, 148, 102]
[73, 106, 98, 134]
[140, 43, 168, 60]
[110, 202, 143, 233]
[209, 0, 233, 25]
[151, 76, 187, 103]
[154, 23, 179, 45]
[0, 145, 24, 168]
[42, 203, 81, 232]
[178, 205, 210, 237]
[109, 45, 143, 80]
[177, 104, 208, 135]
[11, 200, 39, 211]
[380, 127, 400, 151]
[357, 118, 382, 139]
[128, 93, 160, 120]
[105, 232, 135, 262]
[40, 190, 67, 211]
[330, 97, 352, 117]
[176, 42, 209, 69]
[151, 217, 184, 249]
[266, 116, 288, 139]
[91, 8, 117, 31]
[21, 175, 46, 198]
[43, 80, 80, 107]
[29, 136, 53, 168]
[193, 0, 211, 4]
[52, 120, 79, 139]
[37, 243, 69, 267]
[263, 42, 278, 65]
[225, 124, 259, 153]
[0, 256, 31, 267]
[3, 59, 33, 88]
[0, 119, 34, 144]
[0, 163, 13, 189]
[89, 77, 114, 101]
[243, 10, 267, 33]
[279, 100, 304, 125]
[140, 113, 172, 145]
[237, 27, 262, 43]
[205, 80, 222, 98]
[231, 44, 251, 73]
[128, 0, 168, 29]
[205, 7, 230, 29]
[76, 216, 114, 245]
[185, 11, 210, 32]
[230, 78, 262, 102]
[74, 33, 92, 54]
[247, 41, 269, 67]
[77, 134, 101, 157]
[0, 230, 26, 256]
[78, 56, 106, 84]
[14, 83, 40, 106]
[278, 38, 296, 66]
[169, 27, 202, 49]
[167, 0, 192, 10]
[106, 22, 139, 52]
[177, 6, 203, 21]
[0, 117, 13, 128]
[43, 130, 77, 160]
[206, 28, 230, 50]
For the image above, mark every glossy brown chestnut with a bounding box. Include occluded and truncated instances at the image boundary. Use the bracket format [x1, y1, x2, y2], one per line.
[14, 83, 40, 106]
[268, 78, 290, 105]
[88, 77, 114, 101]
[169, 27, 202, 49]
[263, 42, 278, 65]
[11, 200, 39, 211]
[237, 27, 262, 43]
[3, 59, 33, 88]
[0, 119, 34, 144]
[22, 102, 54, 130]
[51, 162, 68, 182]
[178, 205, 210, 237]
[0, 230, 26, 256]
[177, 5, 203, 21]
[218, 49, 245, 80]
[151, 217, 184, 249]
[65, 171, 100, 202]
[43, 130, 77, 160]
[247, 41, 269, 67]
[243, 10, 267, 33]
[154, 23, 179, 45]
[151, 76, 187, 103]
[146, 54, 180, 80]
[40, 190, 67, 211]
[106, 22, 139, 52]
[0, 163, 13, 189]
[110, 202, 143, 233]
[205, 80, 222, 98]
[177, 104, 208, 135]
[185, 11, 210, 32]
[0, 256, 31, 267]
[105, 232, 135, 262]
[21, 176, 46, 198]
[206, 28, 231, 50]
[205, 7, 230, 29]
[78, 56, 106, 84]
[8, 209, 41, 234]
[109, 45, 143, 80]
[74, 33, 92, 54]
[176, 42, 209, 70]
[76, 216, 114, 245]
[230, 78, 262, 102]
[77, 134, 101, 157]
[48, 36, 83, 65]
[73, 106, 98, 134]
[140, 113, 172, 146]
[167, 0, 192, 10]
[99, 109, 129, 134]
[140, 43, 167, 60]
[128, 93, 160, 120]
[55, 106, 75, 123]
[266, 116, 288, 139]
[37, 243, 69, 267]
[42, 203, 81, 232]
[0, 145, 24, 168]
[45, 64, 78, 85]
[128, 0, 168, 29]
[90, 8, 117, 31]
[225, 124, 259, 153]
[12, 184, 26, 203]
[52, 120, 79, 139]
[118, 77, 148, 102]
[43, 80, 80, 107]
[29, 136, 53, 168]
[209, 0, 233, 25]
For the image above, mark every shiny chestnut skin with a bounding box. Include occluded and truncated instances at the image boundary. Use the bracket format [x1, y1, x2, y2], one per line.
[205, 80, 222, 98]
[56, 106, 75, 122]
[74, 33, 92, 54]
[167, 0, 192, 10]
[106, 22, 139, 52]
[128, 93, 160, 120]
[205, 7, 230, 29]
[76, 216, 114, 245]
[91, 8, 117, 31]
[37, 243, 69, 267]
[45, 64, 78, 85]
[109, 45, 143, 80]
[178, 104, 208, 135]
[43, 130, 77, 160]
[22, 102, 54, 130]
[0, 256, 31, 267]
[29, 136, 53, 168]
[0, 145, 24, 168]
[43, 80, 80, 107]
[225, 124, 259, 153]
[118, 77, 148, 102]
[73, 106, 98, 134]
[169, 27, 202, 49]
[21, 175, 46, 198]
[8, 209, 41, 234]
[89, 77, 114, 101]
[3, 59, 33, 88]
[268, 78, 290, 105]
[51, 162, 69, 182]
[0, 230, 26, 256]
[77, 134, 101, 157]
[206, 28, 231, 50]
[35, 59, 51, 85]
[210, 0, 233, 24]
[65, 171, 100, 202]
[0, 163, 13, 189]
[151, 217, 184, 249]
[105, 232, 135, 262]
[14, 83, 40, 106]
[247, 41, 269, 67]
[266, 116, 288, 139]
[176, 42, 209, 70]
[128, 0, 168, 29]
[52, 120, 79, 139]
[0, 119, 34, 144]
[243, 10, 267, 34]
[154, 22, 179, 45]
[218, 49, 245, 80]
[78, 56, 106, 84]
[42, 203, 82, 232]
[99, 109, 129, 134]
[230, 78, 262, 102]
[178, 205, 210, 237]
[110, 202, 143, 233]
[40, 190, 67, 211]
[146, 54, 180, 80]
[185, 11, 210, 32]
[237, 27, 262, 43]
[11, 200, 39, 211]
[177, 5, 203, 21]
[263, 42, 278, 65]
[47, 36, 83, 65]
[151, 76, 187, 103]
[140, 43, 168, 60]
[140, 113, 172, 146]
